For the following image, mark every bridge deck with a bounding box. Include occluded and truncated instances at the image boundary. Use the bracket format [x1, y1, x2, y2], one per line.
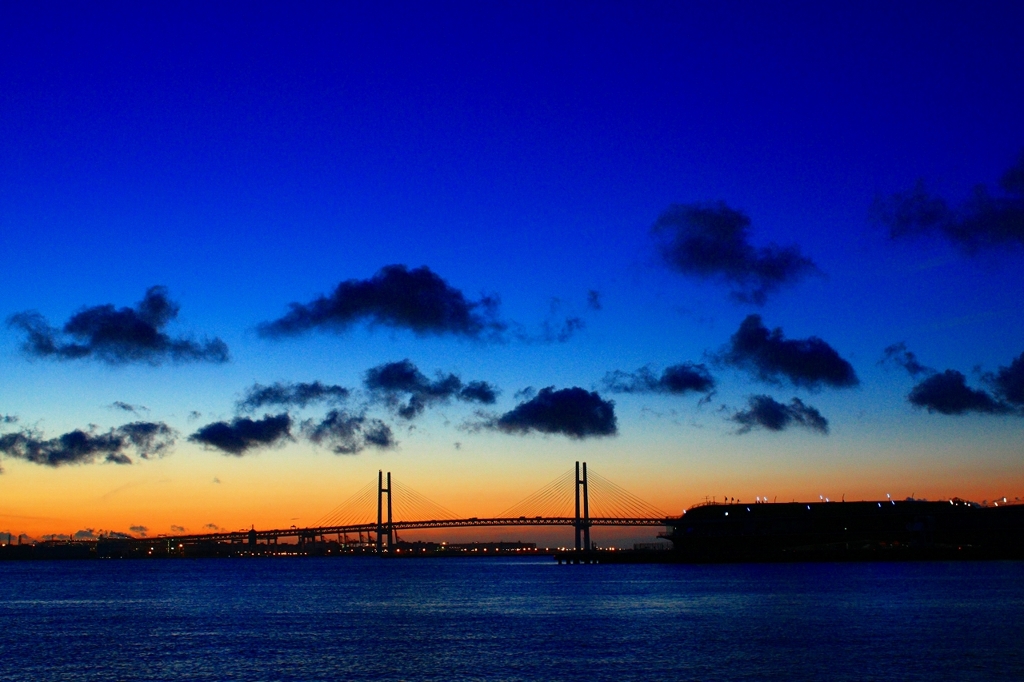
[140, 517, 673, 545]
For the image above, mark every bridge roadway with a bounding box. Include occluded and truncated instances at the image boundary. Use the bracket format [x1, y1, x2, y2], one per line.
[143, 516, 675, 546]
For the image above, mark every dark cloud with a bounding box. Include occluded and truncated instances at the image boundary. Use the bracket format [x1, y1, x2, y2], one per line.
[258, 265, 506, 340]
[362, 422, 396, 449]
[652, 201, 817, 304]
[188, 414, 292, 456]
[170, 525, 186, 532]
[987, 352, 1024, 407]
[8, 286, 229, 365]
[304, 410, 379, 454]
[119, 421, 177, 459]
[237, 381, 350, 412]
[0, 421, 176, 468]
[204, 523, 222, 531]
[720, 315, 858, 389]
[908, 370, 1009, 416]
[878, 345, 1024, 417]
[587, 290, 602, 310]
[875, 151, 1024, 253]
[731, 395, 829, 434]
[879, 342, 933, 377]
[365, 359, 498, 419]
[302, 409, 396, 454]
[257, 265, 584, 344]
[68, 529, 130, 540]
[129, 525, 148, 537]
[459, 381, 499, 404]
[603, 363, 715, 396]
[110, 401, 148, 414]
[490, 387, 617, 439]
[0, 429, 121, 468]
[514, 387, 537, 401]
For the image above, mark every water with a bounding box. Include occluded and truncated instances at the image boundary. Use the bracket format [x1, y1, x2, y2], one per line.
[1, 558, 1022, 681]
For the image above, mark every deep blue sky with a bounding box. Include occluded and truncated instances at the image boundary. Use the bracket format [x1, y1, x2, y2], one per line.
[2, 2, 1023, 537]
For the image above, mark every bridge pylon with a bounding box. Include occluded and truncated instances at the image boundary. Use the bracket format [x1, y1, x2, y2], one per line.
[574, 461, 591, 551]
[376, 470, 394, 553]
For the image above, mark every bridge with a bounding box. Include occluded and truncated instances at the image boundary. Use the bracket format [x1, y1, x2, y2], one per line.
[148, 462, 674, 553]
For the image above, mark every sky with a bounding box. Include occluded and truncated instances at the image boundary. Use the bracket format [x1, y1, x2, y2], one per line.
[2, 1, 1023, 543]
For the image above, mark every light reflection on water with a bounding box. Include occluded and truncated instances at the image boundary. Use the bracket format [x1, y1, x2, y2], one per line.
[1, 557, 1022, 681]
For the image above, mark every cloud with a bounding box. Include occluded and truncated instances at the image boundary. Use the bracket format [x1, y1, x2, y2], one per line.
[720, 315, 858, 389]
[7, 286, 229, 365]
[105, 531, 133, 539]
[118, 422, 177, 459]
[877, 345, 1023, 416]
[237, 381, 350, 412]
[879, 342, 933, 377]
[987, 352, 1024, 407]
[258, 265, 507, 340]
[731, 395, 829, 434]
[203, 523, 222, 531]
[908, 370, 1009, 416]
[603, 363, 715, 396]
[514, 387, 536, 401]
[0, 421, 176, 468]
[69, 528, 130, 540]
[459, 381, 499, 404]
[110, 401, 149, 414]
[875, 151, 1024, 253]
[188, 414, 292, 456]
[365, 359, 498, 419]
[129, 525, 148, 537]
[302, 410, 396, 454]
[257, 265, 585, 344]
[652, 201, 817, 304]
[170, 525, 186, 532]
[489, 387, 617, 439]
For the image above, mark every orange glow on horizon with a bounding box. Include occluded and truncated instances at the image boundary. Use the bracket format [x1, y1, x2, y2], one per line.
[3, 447, 1022, 542]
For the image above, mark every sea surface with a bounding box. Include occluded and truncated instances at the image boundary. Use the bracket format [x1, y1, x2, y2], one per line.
[1, 557, 1022, 681]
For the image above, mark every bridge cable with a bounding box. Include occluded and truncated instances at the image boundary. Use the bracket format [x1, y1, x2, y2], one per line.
[313, 478, 378, 528]
[390, 478, 460, 521]
[496, 469, 573, 518]
[498, 469, 576, 518]
[586, 470, 667, 518]
[588, 481, 653, 518]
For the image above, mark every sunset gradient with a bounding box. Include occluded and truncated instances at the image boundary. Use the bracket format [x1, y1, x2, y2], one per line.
[2, 2, 1023, 543]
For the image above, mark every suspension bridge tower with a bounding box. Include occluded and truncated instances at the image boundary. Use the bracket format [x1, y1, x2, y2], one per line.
[376, 470, 393, 553]
[575, 461, 591, 551]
